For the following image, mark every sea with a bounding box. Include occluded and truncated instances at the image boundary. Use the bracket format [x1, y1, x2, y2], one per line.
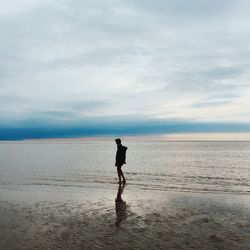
[0, 140, 250, 195]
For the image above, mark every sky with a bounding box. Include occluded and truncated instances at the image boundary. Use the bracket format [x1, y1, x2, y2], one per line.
[1, 0, 250, 139]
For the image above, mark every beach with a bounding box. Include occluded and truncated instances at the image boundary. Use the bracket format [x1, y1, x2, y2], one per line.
[1, 185, 250, 250]
[1, 140, 250, 249]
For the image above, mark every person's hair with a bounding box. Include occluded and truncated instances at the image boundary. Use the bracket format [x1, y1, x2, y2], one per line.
[115, 138, 121, 144]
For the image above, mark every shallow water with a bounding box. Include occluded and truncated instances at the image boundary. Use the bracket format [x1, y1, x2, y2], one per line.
[0, 140, 250, 195]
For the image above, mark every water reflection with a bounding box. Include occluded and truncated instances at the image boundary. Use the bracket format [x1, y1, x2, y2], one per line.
[115, 183, 127, 227]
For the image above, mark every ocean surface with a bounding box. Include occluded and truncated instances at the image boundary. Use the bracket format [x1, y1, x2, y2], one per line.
[0, 140, 250, 195]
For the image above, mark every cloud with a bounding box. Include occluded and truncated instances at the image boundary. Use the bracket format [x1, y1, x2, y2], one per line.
[0, 0, 250, 136]
[192, 100, 232, 108]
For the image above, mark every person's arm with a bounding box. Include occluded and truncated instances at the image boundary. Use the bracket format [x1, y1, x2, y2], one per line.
[123, 146, 127, 164]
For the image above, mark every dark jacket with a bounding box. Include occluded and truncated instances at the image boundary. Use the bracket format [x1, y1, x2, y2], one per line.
[115, 144, 127, 167]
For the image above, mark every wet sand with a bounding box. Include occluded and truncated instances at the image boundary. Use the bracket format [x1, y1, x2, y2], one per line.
[1, 184, 250, 250]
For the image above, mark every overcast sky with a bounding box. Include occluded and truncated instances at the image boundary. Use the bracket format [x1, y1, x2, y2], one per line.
[1, 0, 250, 137]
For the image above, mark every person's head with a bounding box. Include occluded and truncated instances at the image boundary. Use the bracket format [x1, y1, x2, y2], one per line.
[115, 138, 121, 145]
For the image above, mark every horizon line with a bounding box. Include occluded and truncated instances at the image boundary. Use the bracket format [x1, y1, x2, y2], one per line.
[2, 132, 250, 142]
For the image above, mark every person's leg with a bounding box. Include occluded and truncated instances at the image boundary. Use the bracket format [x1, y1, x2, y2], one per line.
[120, 168, 126, 183]
[117, 166, 122, 183]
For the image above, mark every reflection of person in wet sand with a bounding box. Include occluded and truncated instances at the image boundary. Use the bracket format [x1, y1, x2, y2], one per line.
[115, 138, 127, 184]
[115, 183, 127, 227]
